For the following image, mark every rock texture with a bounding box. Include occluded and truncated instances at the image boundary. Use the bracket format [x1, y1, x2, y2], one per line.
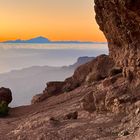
[95, 0, 140, 85]
[0, 79, 139, 140]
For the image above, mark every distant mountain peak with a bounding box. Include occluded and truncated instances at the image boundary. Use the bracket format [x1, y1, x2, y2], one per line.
[32, 36, 49, 40]
[3, 36, 50, 44]
[36, 36, 47, 39]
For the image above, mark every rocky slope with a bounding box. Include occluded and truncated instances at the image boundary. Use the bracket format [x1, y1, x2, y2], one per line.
[31, 55, 114, 104]
[0, 53, 138, 140]
[0, 0, 140, 140]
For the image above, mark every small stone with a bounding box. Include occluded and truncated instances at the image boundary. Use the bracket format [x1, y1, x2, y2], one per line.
[118, 130, 130, 137]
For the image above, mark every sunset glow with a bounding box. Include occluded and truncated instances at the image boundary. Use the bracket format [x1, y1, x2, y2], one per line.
[0, 0, 106, 42]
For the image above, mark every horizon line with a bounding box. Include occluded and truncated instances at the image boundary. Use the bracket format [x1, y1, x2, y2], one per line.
[1, 36, 107, 43]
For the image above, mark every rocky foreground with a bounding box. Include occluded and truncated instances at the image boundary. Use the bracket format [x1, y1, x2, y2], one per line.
[0, 54, 139, 140]
[1, 0, 140, 139]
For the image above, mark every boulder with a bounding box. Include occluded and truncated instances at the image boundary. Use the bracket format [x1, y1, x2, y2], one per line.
[0, 87, 12, 104]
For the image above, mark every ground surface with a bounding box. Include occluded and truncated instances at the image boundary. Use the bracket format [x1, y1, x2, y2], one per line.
[0, 82, 139, 140]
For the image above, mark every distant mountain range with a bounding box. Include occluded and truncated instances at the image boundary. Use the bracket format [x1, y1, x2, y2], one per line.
[2, 36, 106, 44]
[0, 56, 94, 106]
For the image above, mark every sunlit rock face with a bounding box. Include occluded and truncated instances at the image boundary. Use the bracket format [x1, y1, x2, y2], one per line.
[94, 0, 140, 84]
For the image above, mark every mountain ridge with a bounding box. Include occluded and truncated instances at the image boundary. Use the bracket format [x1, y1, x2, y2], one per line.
[2, 36, 107, 44]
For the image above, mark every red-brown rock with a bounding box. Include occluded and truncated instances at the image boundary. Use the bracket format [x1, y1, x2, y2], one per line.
[94, 0, 140, 84]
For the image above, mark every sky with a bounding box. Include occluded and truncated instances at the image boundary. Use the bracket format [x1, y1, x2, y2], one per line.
[0, 0, 106, 42]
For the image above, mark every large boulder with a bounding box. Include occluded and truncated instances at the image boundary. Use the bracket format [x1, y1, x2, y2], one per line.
[0, 87, 12, 104]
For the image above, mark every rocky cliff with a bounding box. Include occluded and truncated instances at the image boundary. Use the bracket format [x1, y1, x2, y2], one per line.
[95, 0, 140, 85]
[29, 1, 140, 139]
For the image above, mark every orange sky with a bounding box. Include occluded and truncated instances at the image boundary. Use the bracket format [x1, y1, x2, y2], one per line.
[0, 0, 106, 42]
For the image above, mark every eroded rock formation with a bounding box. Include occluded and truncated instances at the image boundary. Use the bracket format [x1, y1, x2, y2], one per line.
[95, 0, 140, 85]
[32, 55, 114, 104]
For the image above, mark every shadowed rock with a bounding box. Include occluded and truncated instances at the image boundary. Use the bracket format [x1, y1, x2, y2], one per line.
[0, 87, 12, 104]
[63, 111, 78, 120]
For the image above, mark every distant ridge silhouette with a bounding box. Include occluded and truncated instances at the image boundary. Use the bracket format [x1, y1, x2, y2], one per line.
[2, 36, 106, 44]
[3, 36, 50, 44]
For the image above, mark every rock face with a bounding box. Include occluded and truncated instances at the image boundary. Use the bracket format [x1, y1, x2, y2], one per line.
[0, 87, 12, 104]
[94, 0, 140, 84]
[64, 55, 114, 90]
